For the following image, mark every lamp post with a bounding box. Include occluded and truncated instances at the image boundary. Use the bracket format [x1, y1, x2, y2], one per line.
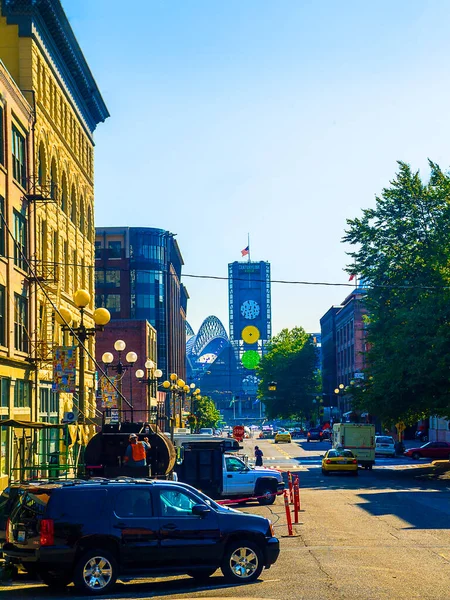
[334, 383, 345, 420]
[56, 289, 111, 423]
[135, 360, 163, 425]
[102, 340, 138, 421]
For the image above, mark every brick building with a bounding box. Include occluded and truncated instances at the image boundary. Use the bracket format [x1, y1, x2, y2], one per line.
[95, 319, 158, 417]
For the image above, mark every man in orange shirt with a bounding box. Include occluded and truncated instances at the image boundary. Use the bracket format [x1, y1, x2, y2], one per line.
[124, 433, 151, 467]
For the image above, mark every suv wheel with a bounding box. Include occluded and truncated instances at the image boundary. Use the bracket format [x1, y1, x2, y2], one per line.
[257, 486, 276, 505]
[39, 569, 72, 589]
[221, 539, 263, 583]
[73, 549, 117, 594]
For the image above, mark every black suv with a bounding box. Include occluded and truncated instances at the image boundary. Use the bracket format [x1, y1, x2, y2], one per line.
[3, 479, 280, 594]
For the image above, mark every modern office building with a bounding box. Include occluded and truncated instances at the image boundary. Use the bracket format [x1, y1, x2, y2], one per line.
[0, 0, 108, 488]
[228, 260, 271, 412]
[95, 227, 188, 380]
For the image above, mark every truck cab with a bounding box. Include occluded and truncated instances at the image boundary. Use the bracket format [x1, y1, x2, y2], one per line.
[175, 440, 284, 504]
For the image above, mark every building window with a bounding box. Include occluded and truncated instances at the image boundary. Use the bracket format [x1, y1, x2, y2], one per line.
[1, 422, 7, 475]
[105, 294, 120, 312]
[105, 270, 120, 287]
[95, 241, 101, 260]
[13, 210, 27, 270]
[0, 195, 4, 256]
[14, 379, 31, 408]
[108, 241, 122, 258]
[12, 126, 27, 188]
[14, 293, 28, 352]
[39, 387, 59, 415]
[0, 378, 10, 408]
[0, 105, 4, 165]
[95, 271, 105, 287]
[0, 285, 5, 346]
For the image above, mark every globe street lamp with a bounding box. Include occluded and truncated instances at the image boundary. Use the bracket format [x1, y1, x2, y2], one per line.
[102, 340, 138, 419]
[57, 289, 110, 423]
[135, 359, 163, 425]
[161, 374, 188, 441]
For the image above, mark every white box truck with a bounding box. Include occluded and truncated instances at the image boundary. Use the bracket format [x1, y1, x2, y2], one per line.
[332, 423, 375, 469]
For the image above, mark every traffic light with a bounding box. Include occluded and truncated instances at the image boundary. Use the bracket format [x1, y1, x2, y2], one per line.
[319, 407, 324, 417]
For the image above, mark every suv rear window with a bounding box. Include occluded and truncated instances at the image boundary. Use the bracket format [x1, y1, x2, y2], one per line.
[376, 436, 394, 443]
[12, 490, 51, 522]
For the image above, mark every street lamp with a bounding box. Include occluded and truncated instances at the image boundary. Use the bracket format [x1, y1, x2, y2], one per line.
[135, 359, 163, 426]
[101, 340, 138, 420]
[57, 289, 110, 423]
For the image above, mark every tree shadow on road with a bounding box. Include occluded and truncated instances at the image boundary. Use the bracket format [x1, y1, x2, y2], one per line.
[356, 490, 450, 529]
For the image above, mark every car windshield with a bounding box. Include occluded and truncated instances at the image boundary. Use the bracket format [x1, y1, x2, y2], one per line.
[376, 437, 394, 443]
[327, 450, 354, 458]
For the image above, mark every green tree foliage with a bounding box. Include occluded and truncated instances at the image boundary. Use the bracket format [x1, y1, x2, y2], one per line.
[344, 161, 450, 424]
[193, 395, 221, 430]
[257, 327, 319, 420]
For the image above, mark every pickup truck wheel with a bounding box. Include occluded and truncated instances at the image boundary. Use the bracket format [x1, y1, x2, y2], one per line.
[221, 539, 263, 583]
[73, 549, 117, 594]
[187, 568, 216, 581]
[257, 486, 276, 505]
[39, 569, 72, 590]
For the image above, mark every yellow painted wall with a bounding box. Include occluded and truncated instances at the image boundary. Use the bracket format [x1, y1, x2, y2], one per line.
[0, 13, 102, 487]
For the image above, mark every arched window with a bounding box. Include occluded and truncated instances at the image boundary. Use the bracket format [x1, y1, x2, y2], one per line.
[71, 185, 77, 224]
[50, 157, 57, 201]
[87, 204, 93, 241]
[79, 196, 85, 234]
[37, 142, 47, 186]
[61, 172, 68, 214]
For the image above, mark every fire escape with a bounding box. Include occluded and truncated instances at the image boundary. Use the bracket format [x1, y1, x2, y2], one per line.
[25, 176, 61, 365]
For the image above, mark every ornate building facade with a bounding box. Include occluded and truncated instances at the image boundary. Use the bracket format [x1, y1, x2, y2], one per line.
[0, 0, 108, 487]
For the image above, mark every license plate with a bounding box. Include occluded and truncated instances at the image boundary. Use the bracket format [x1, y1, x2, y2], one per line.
[382, 445, 389, 447]
[336, 460, 345, 464]
[17, 530, 26, 543]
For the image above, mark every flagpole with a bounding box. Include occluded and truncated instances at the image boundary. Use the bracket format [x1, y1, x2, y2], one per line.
[247, 233, 250, 263]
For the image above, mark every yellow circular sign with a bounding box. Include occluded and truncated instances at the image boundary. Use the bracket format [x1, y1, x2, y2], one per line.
[242, 325, 260, 344]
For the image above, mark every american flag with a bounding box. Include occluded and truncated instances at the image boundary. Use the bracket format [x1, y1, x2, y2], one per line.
[241, 246, 249, 257]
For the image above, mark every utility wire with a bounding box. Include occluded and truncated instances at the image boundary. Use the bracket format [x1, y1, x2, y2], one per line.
[14, 256, 450, 291]
[0, 211, 130, 420]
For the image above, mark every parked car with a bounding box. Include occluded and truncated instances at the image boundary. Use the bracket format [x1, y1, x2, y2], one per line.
[307, 428, 325, 442]
[199, 428, 214, 436]
[375, 435, 396, 457]
[404, 441, 450, 460]
[3, 479, 280, 594]
[274, 430, 291, 444]
[321, 449, 358, 476]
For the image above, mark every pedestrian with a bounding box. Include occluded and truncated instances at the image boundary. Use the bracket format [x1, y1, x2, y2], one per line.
[123, 433, 151, 468]
[254, 445, 263, 467]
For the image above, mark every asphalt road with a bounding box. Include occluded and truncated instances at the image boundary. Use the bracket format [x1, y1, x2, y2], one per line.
[2, 436, 449, 600]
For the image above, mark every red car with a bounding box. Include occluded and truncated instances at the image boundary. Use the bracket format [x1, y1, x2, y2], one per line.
[404, 441, 450, 460]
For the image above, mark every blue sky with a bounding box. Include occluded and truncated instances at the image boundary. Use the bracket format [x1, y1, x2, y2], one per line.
[63, 0, 450, 335]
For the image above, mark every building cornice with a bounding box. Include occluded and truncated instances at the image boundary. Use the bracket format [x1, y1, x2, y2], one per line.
[1, 0, 109, 132]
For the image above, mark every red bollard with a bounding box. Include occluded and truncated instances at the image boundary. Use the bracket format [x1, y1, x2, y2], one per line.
[283, 490, 293, 536]
[287, 471, 293, 504]
[293, 476, 299, 524]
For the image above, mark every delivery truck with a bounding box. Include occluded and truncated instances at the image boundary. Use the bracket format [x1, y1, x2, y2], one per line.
[332, 423, 375, 469]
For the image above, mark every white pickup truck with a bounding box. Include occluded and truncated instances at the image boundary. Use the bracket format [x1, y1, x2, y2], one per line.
[175, 440, 284, 504]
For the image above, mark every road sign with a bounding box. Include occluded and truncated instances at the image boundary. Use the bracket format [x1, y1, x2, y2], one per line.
[396, 421, 406, 433]
[233, 425, 245, 441]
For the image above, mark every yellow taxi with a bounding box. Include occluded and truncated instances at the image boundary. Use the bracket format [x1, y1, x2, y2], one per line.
[321, 449, 358, 475]
[274, 430, 292, 444]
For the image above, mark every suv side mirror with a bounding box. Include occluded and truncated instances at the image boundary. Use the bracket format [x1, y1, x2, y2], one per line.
[192, 504, 210, 517]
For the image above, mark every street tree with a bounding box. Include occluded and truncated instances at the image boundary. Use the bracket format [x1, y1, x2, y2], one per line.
[257, 327, 319, 420]
[192, 395, 221, 430]
[344, 160, 450, 424]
